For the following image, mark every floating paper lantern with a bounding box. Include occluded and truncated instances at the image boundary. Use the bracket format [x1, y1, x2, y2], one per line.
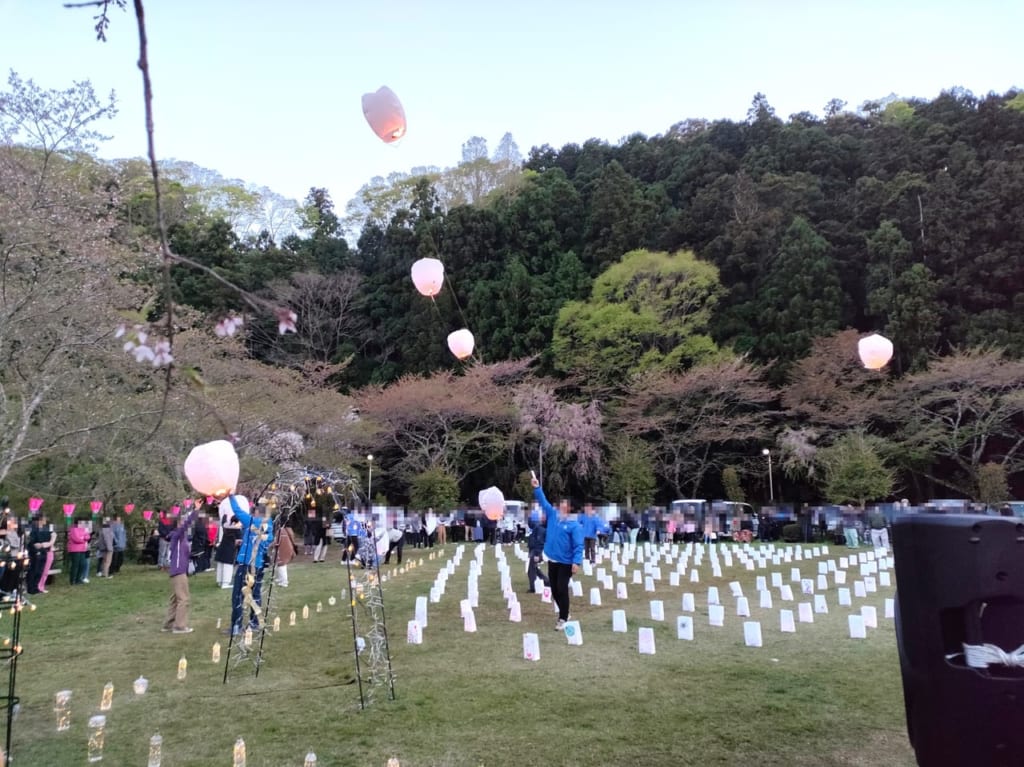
[362, 86, 406, 143]
[857, 333, 893, 370]
[184, 439, 239, 497]
[478, 486, 505, 521]
[411, 258, 444, 297]
[447, 329, 474, 360]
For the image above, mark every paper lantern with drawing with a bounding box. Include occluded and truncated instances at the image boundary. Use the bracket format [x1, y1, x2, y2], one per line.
[362, 86, 406, 143]
[411, 258, 444, 298]
[857, 333, 894, 370]
[183, 440, 239, 497]
[447, 329, 474, 360]
[478, 486, 505, 521]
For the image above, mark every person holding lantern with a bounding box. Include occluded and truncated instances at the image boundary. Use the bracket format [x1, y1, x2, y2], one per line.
[531, 475, 583, 631]
[163, 506, 199, 633]
[225, 496, 271, 637]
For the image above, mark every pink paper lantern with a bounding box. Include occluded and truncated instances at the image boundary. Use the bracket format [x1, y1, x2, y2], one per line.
[90, 500, 103, 515]
[63, 504, 75, 517]
[411, 258, 444, 298]
[447, 329, 475, 360]
[124, 504, 135, 515]
[28, 497, 44, 513]
[183, 440, 239, 497]
[478, 486, 505, 522]
[857, 333, 894, 370]
[170, 506, 180, 517]
[142, 510, 153, 521]
[361, 85, 407, 143]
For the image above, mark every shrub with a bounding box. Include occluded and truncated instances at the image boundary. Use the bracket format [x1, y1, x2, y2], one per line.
[782, 523, 802, 542]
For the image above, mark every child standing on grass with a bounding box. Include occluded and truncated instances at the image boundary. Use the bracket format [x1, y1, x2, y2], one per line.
[67, 518, 91, 585]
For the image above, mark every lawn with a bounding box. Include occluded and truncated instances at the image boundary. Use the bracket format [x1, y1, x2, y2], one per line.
[8, 540, 916, 766]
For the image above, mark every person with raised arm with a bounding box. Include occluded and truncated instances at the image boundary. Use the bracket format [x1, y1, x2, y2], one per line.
[531, 473, 583, 631]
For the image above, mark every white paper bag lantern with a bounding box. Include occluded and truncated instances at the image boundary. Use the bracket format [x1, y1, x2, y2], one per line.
[411, 258, 444, 298]
[478, 486, 505, 521]
[183, 440, 239, 497]
[858, 333, 894, 370]
[447, 329, 475, 360]
[362, 85, 407, 143]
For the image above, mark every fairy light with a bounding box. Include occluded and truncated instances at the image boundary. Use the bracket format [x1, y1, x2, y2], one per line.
[289, 610, 296, 626]
[232, 737, 246, 767]
[100, 681, 113, 712]
[87, 715, 106, 762]
[54, 690, 72, 732]
[272, 616, 280, 632]
[148, 733, 162, 767]
[212, 642, 221, 663]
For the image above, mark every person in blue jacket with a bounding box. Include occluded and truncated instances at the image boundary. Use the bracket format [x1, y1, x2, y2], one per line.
[531, 474, 583, 631]
[224, 495, 271, 637]
[580, 504, 600, 564]
[526, 509, 550, 594]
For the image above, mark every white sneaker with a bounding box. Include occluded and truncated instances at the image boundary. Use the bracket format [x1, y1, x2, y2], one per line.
[82, 578, 90, 584]
[554, 619, 566, 631]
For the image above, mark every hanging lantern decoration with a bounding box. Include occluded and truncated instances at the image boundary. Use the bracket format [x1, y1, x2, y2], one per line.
[124, 504, 135, 515]
[28, 497, 43, 513]
[142, 510, 153, 521]
[447, 329, 475, 360]
[170, 506, 180, 517]
[361, 85, 406, 143]
[62, 504, 75, 519]
[857, 333, 894, 370]
[183, 440, 239, 498]
[90, 500, 103, 517]
[478, 486, 505, 521]
[411, 258, 444, 298]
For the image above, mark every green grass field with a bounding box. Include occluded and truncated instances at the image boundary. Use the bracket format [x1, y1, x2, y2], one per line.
[7, 541, 916, 766]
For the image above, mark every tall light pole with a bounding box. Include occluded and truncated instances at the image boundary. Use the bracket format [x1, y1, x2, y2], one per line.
[366, 454, 373, 512]
[762, 448, 774, 504]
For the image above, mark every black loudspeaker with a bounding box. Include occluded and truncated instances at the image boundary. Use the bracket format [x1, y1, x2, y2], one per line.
[893, 514, 1024, 767]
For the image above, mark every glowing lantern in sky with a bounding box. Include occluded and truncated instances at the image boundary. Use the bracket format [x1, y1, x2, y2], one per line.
[411, 258, 444, 297]
[447, 329, 474, 360]
[362, 86, 407, 143]
[184, 440, 239, 497]
[478, 486, 505, 521]
[857, 333, 894, 370]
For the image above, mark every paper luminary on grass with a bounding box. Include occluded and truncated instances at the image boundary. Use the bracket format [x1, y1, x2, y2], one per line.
[446, 329, 474, 360]
[28, 497, 43, 513]
[410, 258, 444, 298]
[477, 486, 505, 521]
[183, 440, 239, 497]
[858, 333, 894, 370]
[362, 86, 407, 143]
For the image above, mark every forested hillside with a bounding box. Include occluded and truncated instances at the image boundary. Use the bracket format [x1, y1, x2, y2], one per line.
[2, 74, 1023, 510]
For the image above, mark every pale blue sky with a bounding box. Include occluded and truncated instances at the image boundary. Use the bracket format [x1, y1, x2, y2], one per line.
[2, 0, 1021, 207]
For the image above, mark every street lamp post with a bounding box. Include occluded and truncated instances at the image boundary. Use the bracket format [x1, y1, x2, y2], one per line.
[762, 448, 774, 504]
[366, 454, 373, 512]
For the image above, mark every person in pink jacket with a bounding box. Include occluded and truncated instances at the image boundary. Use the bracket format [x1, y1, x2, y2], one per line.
[67, 519, 91, 585]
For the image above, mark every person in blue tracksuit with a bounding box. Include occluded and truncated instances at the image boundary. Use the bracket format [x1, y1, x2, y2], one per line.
[225, 495, 271, 636]
[580, 504, 600, 564]
[531, 476, 583, 631]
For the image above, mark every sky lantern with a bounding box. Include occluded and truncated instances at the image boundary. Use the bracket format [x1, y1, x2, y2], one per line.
[362, 86, 407, 143]
[447, 329, 474, 360]
[183, 440, 239, 498]
[858, 333, 894, 370]
[411, 258, 444, 297]
[478, 486, 505, 521]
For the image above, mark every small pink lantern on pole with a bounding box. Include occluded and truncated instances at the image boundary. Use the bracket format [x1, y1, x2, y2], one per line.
[124, 504, 135, 515]
[361, 86, 407, 144]
[411, 258, 444, 298]
[90, 501, 103, 517]
[478, 486, 505, 522]
[447, 329, 475, 360]
[183, 440, 239, 498]
[28, 497, 44, 513]
[142, 510, 153, 521]
[857, 333, 894, 370]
